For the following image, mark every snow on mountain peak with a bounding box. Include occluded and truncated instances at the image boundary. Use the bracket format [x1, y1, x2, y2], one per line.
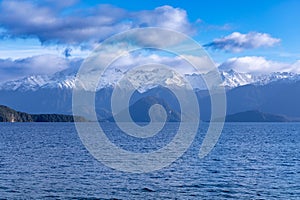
[220, 70, 255, 87]
[1, 66, 300, 92]
[0, 75, 50, 91]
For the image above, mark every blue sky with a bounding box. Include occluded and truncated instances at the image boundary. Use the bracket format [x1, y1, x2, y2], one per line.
[0, 0, 299, 81]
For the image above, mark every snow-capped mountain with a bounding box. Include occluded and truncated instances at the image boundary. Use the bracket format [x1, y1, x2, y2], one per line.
[1, 66, 300, 121]
[221, 69, 256, 87]
[0, 73, 76, 92]
[185, 70, 300, 89]
[254, 72, 300, 85]
[185, 69, 258, 90]
[0, 66, 193, 92]
[1, 66, 300, 92]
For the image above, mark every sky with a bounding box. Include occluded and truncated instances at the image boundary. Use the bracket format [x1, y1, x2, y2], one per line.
[0, 0, 300, 82]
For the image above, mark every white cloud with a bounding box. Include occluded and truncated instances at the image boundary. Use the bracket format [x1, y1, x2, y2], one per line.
[134, 6, 194, 34]
[0, 1, 195, 45]
[205, 32, 280, 52]
[219, 56, 300, 74]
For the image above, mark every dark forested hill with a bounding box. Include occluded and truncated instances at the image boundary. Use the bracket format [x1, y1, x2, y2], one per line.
[0, 105, 86, 122]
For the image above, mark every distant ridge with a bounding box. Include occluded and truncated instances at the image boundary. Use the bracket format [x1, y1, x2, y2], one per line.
[0, 105, 86, 122]
[223, 110, 292, 122]
[105, 96, 181, 122]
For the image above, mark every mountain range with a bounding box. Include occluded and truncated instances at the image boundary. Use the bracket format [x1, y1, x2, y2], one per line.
[1, 66, 299, 92]
[0, 65, 300, 121]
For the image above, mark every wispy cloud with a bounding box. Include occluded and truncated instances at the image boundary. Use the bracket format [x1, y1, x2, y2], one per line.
[0, 55, 82, 82]
[219, 56, 300, 74]
[0, 1, 195, 45]
[109, 53, 212, 74]
[204, 32, 280, 52]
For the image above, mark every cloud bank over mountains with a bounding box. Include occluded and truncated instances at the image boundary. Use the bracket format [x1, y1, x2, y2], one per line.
[0, 55, 82, 82]
[1, 53, 300, 83]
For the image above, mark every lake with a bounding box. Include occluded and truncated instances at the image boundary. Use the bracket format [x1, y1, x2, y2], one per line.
[0, 123, 299, 199]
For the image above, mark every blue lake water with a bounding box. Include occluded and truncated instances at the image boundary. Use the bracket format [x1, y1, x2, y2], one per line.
[0, 123, 299, 199]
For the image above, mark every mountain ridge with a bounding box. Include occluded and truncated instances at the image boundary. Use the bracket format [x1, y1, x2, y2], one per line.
[222, 110, 294, 122]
